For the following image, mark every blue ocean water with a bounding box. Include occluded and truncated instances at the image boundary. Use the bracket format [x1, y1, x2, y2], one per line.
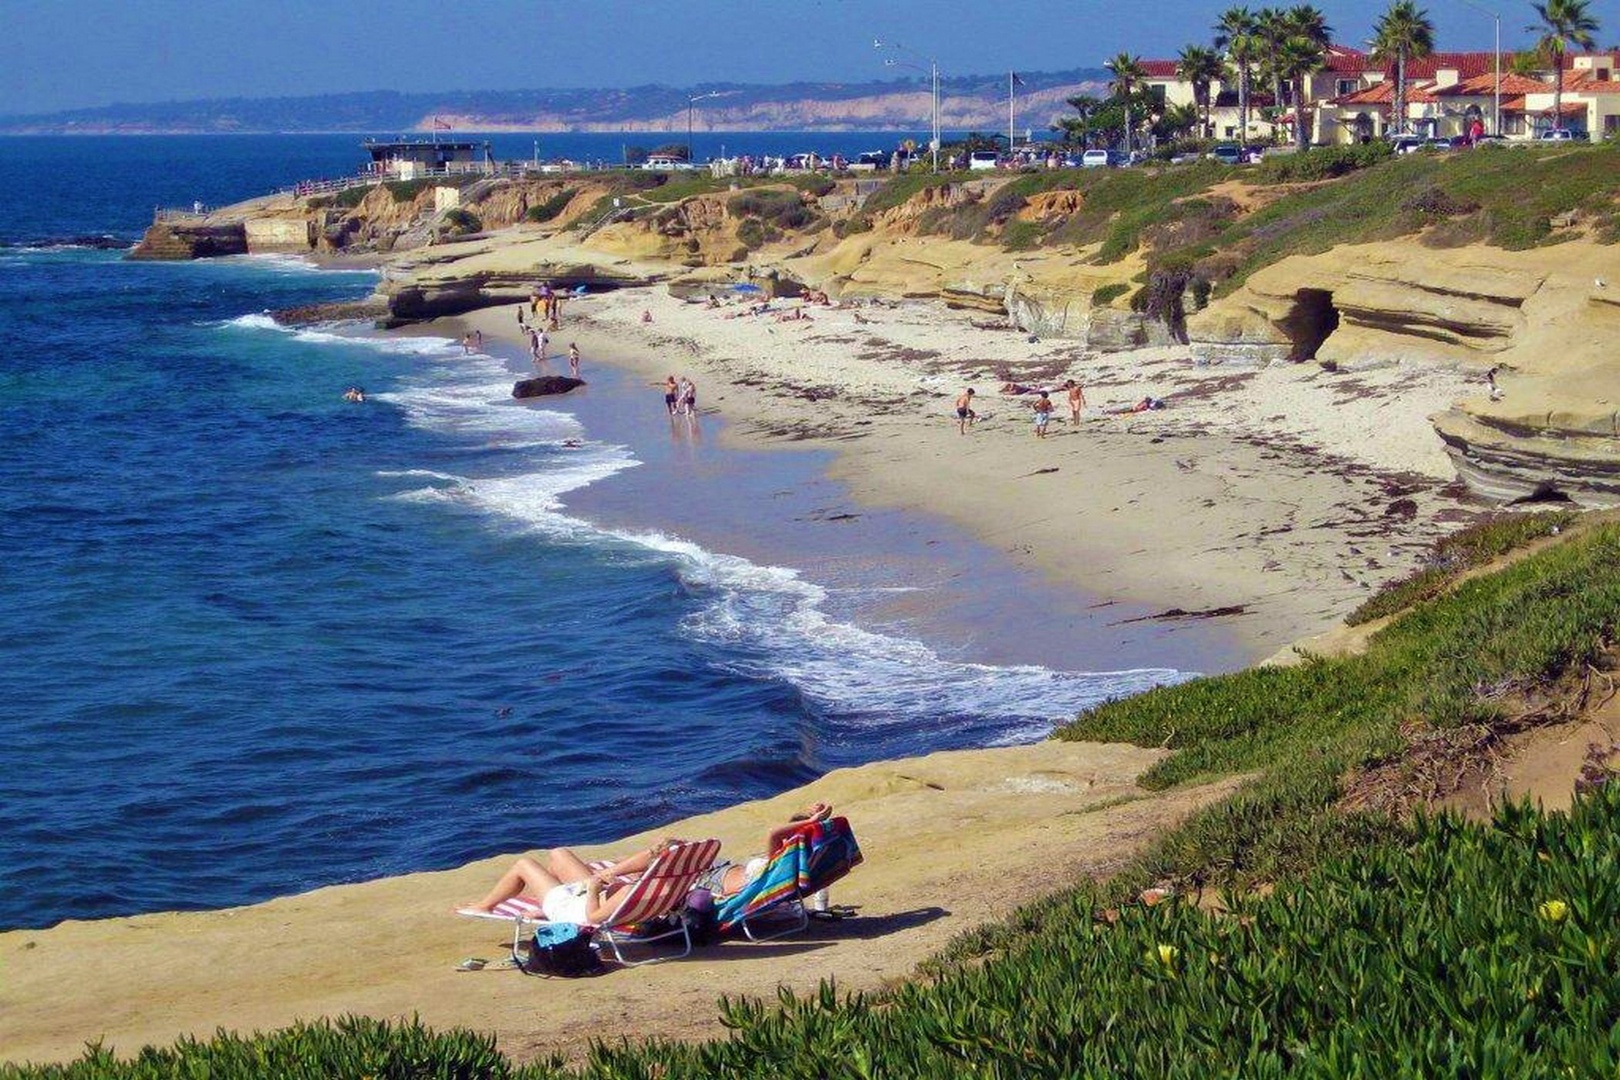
[0, 135, 1188, 932]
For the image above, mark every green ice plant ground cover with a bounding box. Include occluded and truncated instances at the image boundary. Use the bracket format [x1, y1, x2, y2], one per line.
[13, 522, 1620, 1078]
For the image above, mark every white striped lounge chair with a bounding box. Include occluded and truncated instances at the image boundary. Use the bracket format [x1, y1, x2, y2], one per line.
[461, 838, 721, 967]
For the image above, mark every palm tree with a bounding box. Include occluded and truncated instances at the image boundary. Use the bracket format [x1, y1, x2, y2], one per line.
[1178, 44, 1226, 137]
[1105, 52, 1148, 154]
[1160, 102, 1204, 140]
[1061, 93, 1103, 147]
[1280, 5, 1333, 149]
[1255, 7, 1292, 104]
[1370, 1, 1436, 138]
[1215, 6, 1259, 147]
[1529, 0, 1599, 131]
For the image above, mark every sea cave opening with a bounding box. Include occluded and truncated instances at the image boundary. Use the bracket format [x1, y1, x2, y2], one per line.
[1281, 288, 1341, 363]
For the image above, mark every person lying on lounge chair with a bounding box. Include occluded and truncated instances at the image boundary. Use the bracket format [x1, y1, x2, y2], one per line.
[459, 837, 682, 925]
[696, 802, 834, 898]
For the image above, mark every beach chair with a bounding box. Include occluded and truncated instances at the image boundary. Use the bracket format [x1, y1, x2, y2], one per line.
[714, 816, 862, 942]
[461, 838, 721, 967]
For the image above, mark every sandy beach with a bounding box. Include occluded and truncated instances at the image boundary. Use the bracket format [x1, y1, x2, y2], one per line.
[459, 274, 1478, 663]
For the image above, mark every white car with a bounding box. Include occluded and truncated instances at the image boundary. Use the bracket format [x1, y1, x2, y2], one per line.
[1389, 135, 1426, 155]
[1081, 148, 1111, 168]
[640, 154, 690, 171]
[1539, 128, 1582, 141]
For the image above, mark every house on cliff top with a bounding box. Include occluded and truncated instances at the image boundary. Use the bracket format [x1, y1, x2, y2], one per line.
[1141, 45, 1620, 144]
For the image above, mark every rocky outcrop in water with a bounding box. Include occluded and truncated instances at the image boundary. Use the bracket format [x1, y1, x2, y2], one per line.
[130, 221, 247, 260]
[513, 375, 585, 398]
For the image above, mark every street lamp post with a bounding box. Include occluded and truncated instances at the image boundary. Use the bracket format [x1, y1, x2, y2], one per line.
[875, 39, 940, 172]
[1456, 0, 1502, 135]
[687, 91, 727, 166]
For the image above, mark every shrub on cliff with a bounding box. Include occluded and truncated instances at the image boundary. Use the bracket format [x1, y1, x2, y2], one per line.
[726, 189, 817, 231]
[1090, 282, 1130, 306]
[524, 189, 575, 223]
[439, 208, 482, 236]
[1254, 143, 1393, 183]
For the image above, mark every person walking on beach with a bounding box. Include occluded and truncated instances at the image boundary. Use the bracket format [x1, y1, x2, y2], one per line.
[955, 388, 977, 434]
[1065, 379, 1086, 424]
[663, 375, 679, 415]
[1487, 365, 1504, 401]
[568, 342, 581, 378]
[1032, 391, 1054, 438]
[677, 376, 696, 417]
[550, 294, 565, 330]
[460, 332, 474, 355]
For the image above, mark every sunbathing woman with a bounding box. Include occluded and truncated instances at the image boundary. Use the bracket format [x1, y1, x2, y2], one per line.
[696, 802, 834, 898]
[459, 837, 682, 925]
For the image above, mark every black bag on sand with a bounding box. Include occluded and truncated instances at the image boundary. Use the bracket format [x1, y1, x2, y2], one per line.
[681, 888, 720, 947]
[520, 922, 603, 977]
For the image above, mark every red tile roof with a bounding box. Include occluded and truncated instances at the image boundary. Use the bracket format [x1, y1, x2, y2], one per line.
[1501, 96, 1588, 115]
[1140, 60, 1181, 78]
[1322, 46, 1369, 73]
[1432, 72, 1554, 97]
[1329, 81, 1437, 106]
[1563, 73, 1620, 94]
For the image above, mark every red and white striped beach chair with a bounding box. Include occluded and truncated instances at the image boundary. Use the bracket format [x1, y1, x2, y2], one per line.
[461, 838, 721, 967]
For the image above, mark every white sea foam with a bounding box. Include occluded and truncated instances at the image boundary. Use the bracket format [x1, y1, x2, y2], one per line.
[218, 253, 380, 277]
[612, 528, 1181, 739]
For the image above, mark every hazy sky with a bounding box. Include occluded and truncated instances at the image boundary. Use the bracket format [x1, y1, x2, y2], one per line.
[4, 0, 1615, 115]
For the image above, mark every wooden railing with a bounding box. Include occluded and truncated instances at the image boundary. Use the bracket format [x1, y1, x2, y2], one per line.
[152, 206, 211, 223]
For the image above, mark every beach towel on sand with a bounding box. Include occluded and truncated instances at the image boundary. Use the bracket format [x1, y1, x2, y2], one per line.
[714, 816, 863, 935]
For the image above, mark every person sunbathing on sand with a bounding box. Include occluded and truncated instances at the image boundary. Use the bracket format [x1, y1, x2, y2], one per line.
[696, 802, 836, 898]
[460, 837, 685, 926]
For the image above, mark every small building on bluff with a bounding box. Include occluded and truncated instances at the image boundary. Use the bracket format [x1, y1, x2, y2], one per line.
[364, 139, 491, 180]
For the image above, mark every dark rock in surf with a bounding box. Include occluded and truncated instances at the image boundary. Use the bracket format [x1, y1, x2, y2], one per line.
[513, 376, 585, 399]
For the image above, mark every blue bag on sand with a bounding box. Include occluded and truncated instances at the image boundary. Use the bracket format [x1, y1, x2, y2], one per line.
[519, 922, 602, 977]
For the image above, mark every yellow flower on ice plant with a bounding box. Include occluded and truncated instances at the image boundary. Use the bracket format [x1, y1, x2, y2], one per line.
[1538, 899, 1569, 924]
[1155, 944, 1179, 968]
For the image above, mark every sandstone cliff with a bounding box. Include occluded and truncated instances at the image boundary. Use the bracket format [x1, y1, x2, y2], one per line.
[1186, 239, 1620, 505]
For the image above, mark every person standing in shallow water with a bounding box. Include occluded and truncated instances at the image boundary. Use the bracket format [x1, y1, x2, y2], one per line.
[568, 343, 581, 378]
[663, 375, 679, 415]
[1032, 391, 1054, 438]
[955, 388, 977, 434]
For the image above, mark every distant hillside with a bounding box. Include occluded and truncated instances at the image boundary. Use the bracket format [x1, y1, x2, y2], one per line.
[0, 72, 1109, 135]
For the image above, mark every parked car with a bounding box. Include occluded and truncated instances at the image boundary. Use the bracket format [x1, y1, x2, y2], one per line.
[1425, 137, 1453, 152]
[968, 150, 1001, 171]
[1539, 128, 1584, 141]
[1110, 150, 1134, 167]
[640, 154, 689, 171]
[1389, 135, 1426, 155]
[1208, 143, 1244, 165]
[1081, 148, 1112, 168]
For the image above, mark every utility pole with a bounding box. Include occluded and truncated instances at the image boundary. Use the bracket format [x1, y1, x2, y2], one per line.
[876, 39, 941, 172]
